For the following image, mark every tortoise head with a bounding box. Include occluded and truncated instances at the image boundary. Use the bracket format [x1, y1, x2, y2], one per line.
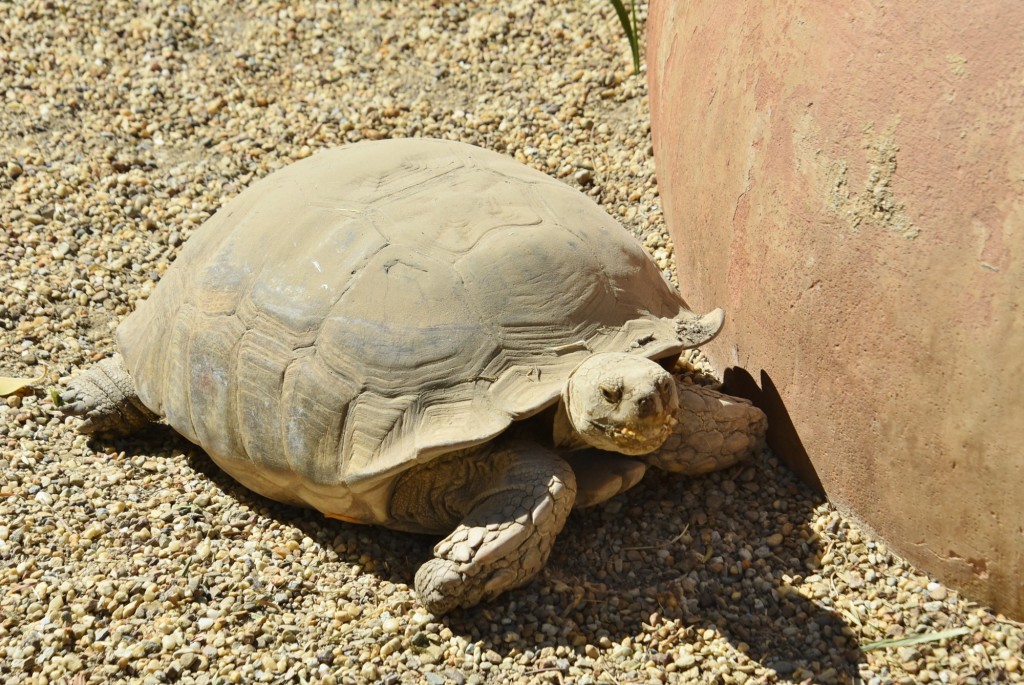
[562, 352, 679, 455]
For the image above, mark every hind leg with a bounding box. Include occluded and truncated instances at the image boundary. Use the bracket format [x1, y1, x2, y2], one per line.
[60, 355, 157, 436]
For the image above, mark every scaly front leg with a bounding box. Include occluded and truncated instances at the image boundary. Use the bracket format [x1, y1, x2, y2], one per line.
[389, 441, 577, 615]
[644, 380, 768, 475]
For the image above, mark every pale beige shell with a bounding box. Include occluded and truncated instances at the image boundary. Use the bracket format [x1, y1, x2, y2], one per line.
[117, 139, 721, 519]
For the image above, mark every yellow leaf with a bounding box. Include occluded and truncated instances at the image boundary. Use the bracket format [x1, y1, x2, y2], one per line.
[0, 368, 46, 396]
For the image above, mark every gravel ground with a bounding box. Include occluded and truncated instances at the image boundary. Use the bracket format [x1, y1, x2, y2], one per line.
[1, 1, 1021, 684]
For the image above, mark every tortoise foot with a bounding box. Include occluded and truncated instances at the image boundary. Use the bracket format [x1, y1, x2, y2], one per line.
[60, 355, 155, 436]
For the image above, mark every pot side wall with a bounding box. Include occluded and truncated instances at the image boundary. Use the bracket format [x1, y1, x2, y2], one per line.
[648, 0, 1023, 618]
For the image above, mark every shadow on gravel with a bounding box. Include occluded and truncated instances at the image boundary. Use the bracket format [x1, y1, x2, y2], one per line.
[722, 367, 825, 495]
[93, 373, 865, 684]
[436, 463, 866, 685]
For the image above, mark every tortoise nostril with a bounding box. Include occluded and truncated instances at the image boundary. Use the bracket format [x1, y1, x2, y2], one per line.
[600, 384, 623, 404]
[637, 394, 657, 417]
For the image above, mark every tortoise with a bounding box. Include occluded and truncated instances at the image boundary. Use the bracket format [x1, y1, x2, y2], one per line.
[62, 138, 767, 614]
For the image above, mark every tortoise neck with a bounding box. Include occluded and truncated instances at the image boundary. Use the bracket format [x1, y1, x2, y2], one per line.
[552, 400, 590, 452]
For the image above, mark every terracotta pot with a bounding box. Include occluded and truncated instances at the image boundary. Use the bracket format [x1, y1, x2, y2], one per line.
[648, 0, 1023, 618]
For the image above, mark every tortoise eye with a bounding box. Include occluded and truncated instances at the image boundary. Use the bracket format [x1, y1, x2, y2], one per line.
[600, 384, 622, 404]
